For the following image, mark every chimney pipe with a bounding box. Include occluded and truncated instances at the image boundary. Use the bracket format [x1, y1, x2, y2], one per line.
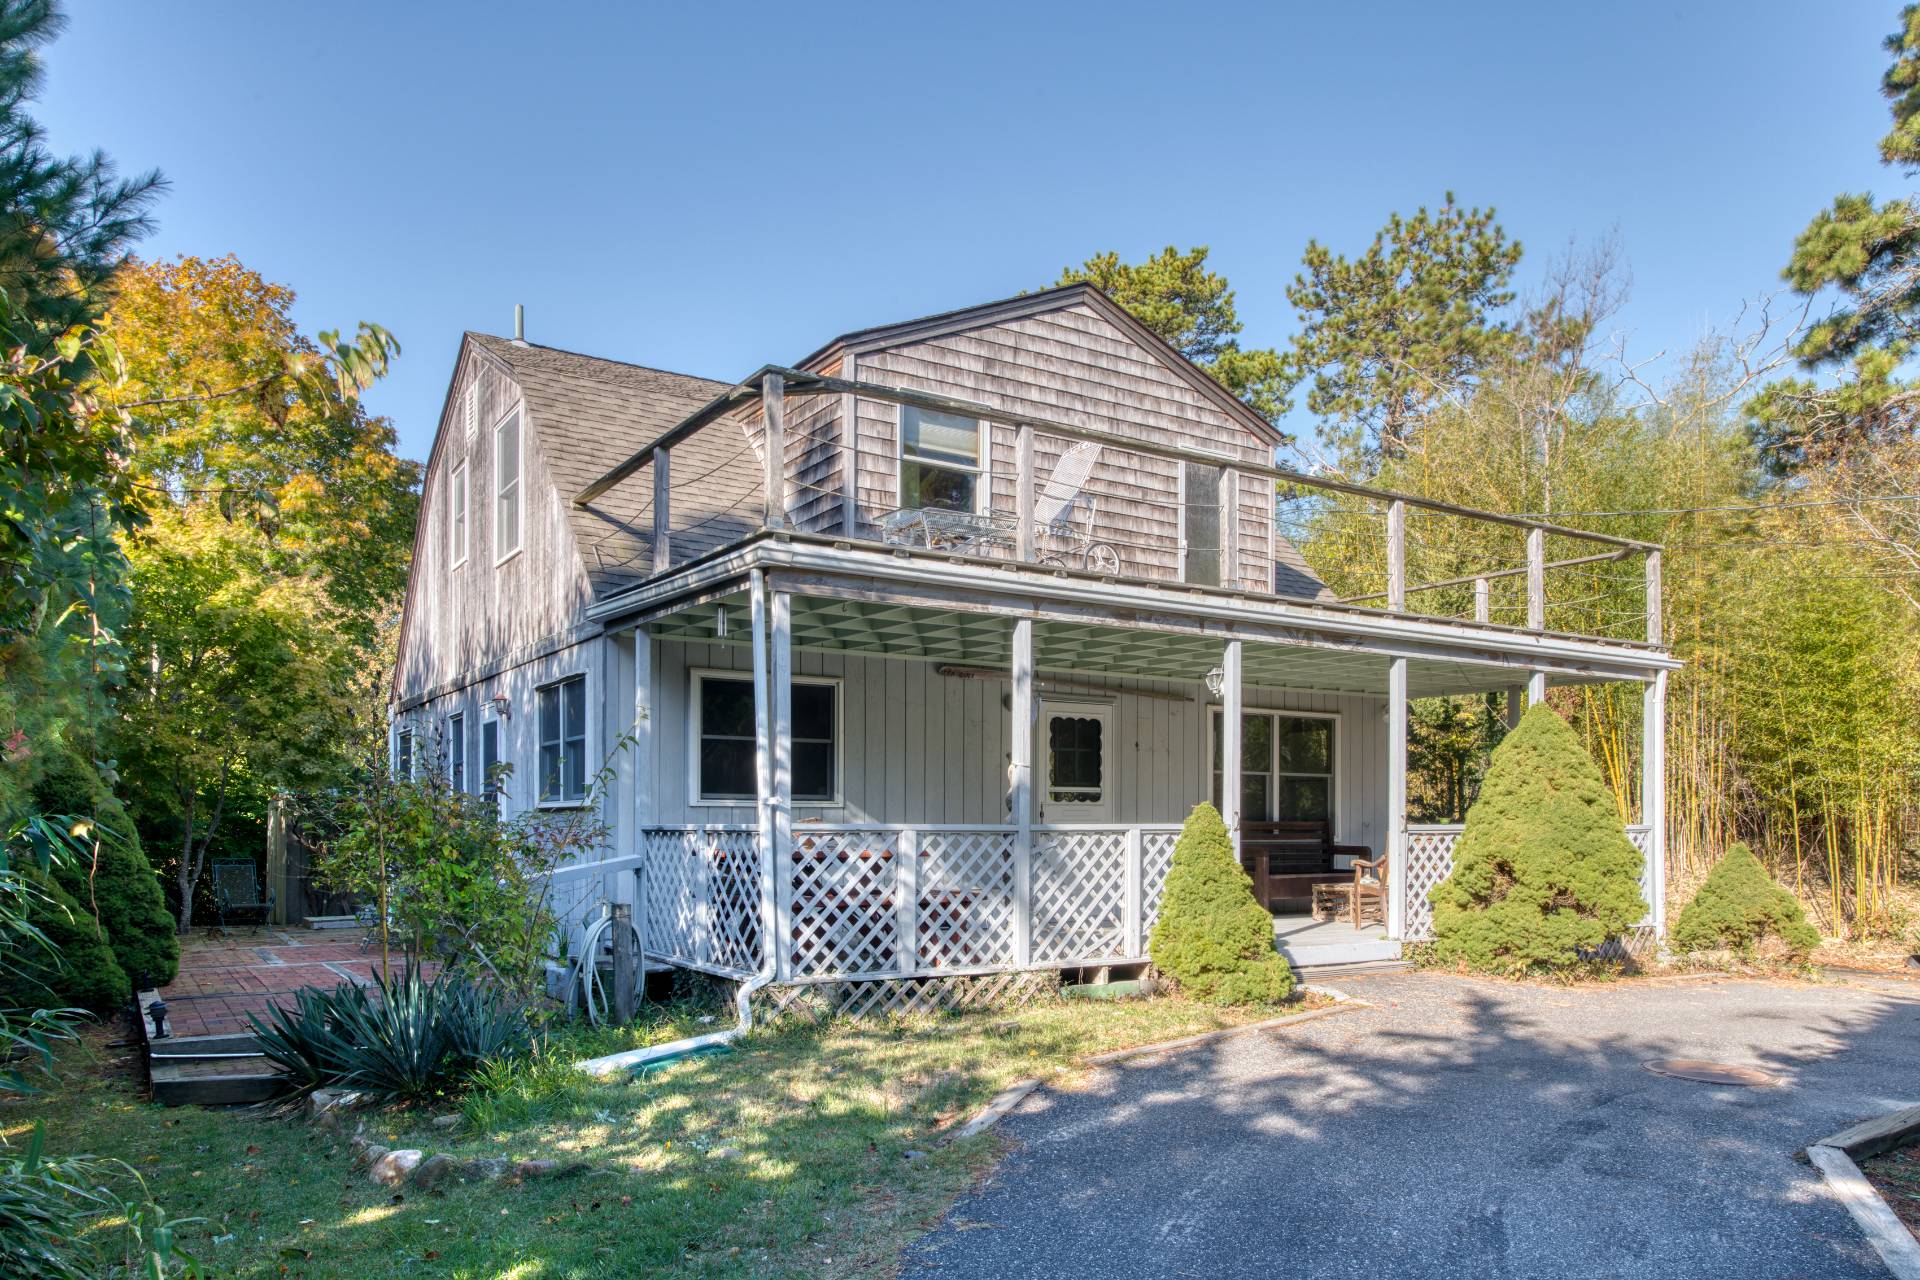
[512, 303, 526, 345]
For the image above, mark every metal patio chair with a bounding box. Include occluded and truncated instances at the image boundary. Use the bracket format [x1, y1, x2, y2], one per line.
[1033, 441, 1121, 574]
[212, 860, 275, 932]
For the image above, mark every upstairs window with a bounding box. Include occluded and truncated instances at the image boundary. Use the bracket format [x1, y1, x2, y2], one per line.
[693, 672, 838, 803]
[481, 717, 503, 812]
[395, 728, 414, 780]
[447, 712, 466, 791]
[449, 461, 468, 567]
[494, 407, 522, 561]
[538, 675, 587, 805]
[899, 407, 982, 513]
[1183, 461, 1223, 586]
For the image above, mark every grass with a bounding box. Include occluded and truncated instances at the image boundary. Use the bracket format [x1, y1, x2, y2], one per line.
[1862, 1140, 1920, 1241]
[4, 991, 1317, 1279]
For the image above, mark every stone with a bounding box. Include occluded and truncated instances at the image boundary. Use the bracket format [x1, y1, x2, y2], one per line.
[513, 1159, 558, 1180]
[368, 1149, 423, 1186]
[430, 1114, 463, 1130]
[459, 1157, 511, 1182]
[352, 1142, 389, 1171]
[409, 1153, 462, 1190]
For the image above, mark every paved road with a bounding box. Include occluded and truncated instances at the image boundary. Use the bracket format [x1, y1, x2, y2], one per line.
[904, 972, 1920, 1279]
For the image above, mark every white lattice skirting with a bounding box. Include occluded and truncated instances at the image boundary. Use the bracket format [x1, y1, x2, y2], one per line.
[1403, 822, 1659, 943]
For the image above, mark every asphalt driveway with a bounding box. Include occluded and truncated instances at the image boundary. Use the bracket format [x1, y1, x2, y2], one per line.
[905, 971, 1920, 1279]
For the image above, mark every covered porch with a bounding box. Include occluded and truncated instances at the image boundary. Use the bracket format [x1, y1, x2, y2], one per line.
[587, 538, 1675, 989]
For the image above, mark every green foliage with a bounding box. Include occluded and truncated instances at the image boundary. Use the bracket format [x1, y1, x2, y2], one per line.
[1052, 246, 1293, 422]
[1283, 192, 1523, 465]
[1430, 705, 1646, 974]
[248, 967, 532, 1106]
[1147, 803, 1295, 1005]
[0, 862, 128, 1013]
[1671, 843, 1820, 959]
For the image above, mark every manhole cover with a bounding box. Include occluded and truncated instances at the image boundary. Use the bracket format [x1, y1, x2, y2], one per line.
[1642, 1058, 1782, 1087]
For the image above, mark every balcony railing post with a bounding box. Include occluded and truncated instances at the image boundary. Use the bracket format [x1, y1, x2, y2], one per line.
[1015, 422, 1035, 563]
[651, 446, 671, 574]
[1645, 548, 1663, 646]
[896, 828, 919, 977]
[1474, 576, 1490, 623]
[1222, 467, 1239, 590]
[761, 372, 787, 530]
[1526, 526, 1545, 630]
[1386, 498, 1406, 611]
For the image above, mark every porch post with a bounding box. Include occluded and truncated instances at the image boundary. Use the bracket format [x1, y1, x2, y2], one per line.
[771, 588, 794, 981]
[1504, 684, 1524, 730]
[633, 625, 654, 954]
[1010, 618, 1034, 969]
[1527, 670, 1549, 705]
[1643, 670, 1668, 937]
[749, 571, 779, 983]
[1387, 656, 1409, 939]
[1221, 639, 1243, 855]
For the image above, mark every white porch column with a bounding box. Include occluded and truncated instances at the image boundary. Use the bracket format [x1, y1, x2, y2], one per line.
[1387, 656, 1409, 939]
[1504, 684, 1524, 730]
[633, 624, 653, 952]
[1221, 639, 1243, 854]
[771, 589, 794, 980]
[1010, 617, 1034, 968]
[1527, 671, 1548, 705]
[1643, 670, 1668, 937]
[749, 571, 782, 981]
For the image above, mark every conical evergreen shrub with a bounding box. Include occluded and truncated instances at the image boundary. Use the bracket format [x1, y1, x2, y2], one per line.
[0, 864, 131, 1013]
[1429, 704, 1646, 973]
[1672, 843, 1819, 959]
[1148, 803, 1295, 1004]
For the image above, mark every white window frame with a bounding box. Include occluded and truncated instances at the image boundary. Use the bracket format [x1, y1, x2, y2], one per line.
[1205, 705, 1343, 836]
[688, 668, 843, 808]
[394, 726, 415, 780]
[895, 405, 986, 515]
[493, 402, 524, 567]
[535, 672, 590, 808]
[480, 708, 505, 813]
[1039, 700, 1114, 821]
[449, 460, 469, 569]
[447, 711, 466, 791]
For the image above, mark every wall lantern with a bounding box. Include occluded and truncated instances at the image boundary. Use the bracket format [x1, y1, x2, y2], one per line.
[714, 604, 729, 639]
[488, 694, 511, 720]
[1204, 666, 1226, 697]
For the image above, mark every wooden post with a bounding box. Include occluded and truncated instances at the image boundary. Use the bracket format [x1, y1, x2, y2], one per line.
[1505, 684, 1524, 730]
[1644, 670, 1668, 936]
[1222, 468, 1240, 590]
[610, 901, 636, 1024]
[1386, 499, 1407, 611]
[633, 625, 653, 958]
[749, 571, 778, 982]
[1645, 548, 1663, 646]
[841, 354, 859, 538]
[761, 372, 787, 530]
[1528, 670, 1548, 705]
[1474, 576, 1490, 624]
[651, 447, 671, 574]
[265, 795, 288, 926]
[1525, 526, 1545, 630]
[1387, 656, 1409, 940]
[897, 828, 919, 977]
[770, 587, 794, 980]
[1010, 618, 1034, 968]
[1015, 423, 1036, 563]
[1221, 639, 1244, 855]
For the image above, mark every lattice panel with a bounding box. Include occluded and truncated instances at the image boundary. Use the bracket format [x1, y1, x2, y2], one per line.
[788, 828, 900, 978]
[1626, 825, 1655, 926]
[1140, 829, 1178, 938]
[547, 871, 600, 956]
[1403, 826, 1461, 942]
[640, 827, 762, 978]
[755, 969, 1061, 1020]
[1030, 829, 1127, 962]
[916, 831, 1017, 970]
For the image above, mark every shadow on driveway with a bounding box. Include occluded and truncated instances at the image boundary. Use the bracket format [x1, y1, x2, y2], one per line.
[904, 972, 1920, 1279]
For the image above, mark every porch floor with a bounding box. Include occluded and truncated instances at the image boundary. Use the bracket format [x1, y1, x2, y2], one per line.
[1272, 914, 1400, 969]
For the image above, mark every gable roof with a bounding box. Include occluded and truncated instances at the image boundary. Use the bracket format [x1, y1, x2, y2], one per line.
[797, 283, 1289, 449]
[466, 333, 731, 596]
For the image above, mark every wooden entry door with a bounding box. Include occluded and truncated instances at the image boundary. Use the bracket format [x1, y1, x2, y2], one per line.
[1040, 702, 1113, 821]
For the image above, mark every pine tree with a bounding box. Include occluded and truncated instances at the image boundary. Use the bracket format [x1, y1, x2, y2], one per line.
[1148, 803, 1295, 1005]
[1429, 704, 1646, 973]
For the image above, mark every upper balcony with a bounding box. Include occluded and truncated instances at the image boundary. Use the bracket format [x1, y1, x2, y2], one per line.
[571, 367, 1665, 650]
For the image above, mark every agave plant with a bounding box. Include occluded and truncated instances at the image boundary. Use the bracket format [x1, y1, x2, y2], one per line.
[246, 985, 361, 1097]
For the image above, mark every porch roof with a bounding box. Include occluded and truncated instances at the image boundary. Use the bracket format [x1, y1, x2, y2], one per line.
[601, 534, 1677, 695]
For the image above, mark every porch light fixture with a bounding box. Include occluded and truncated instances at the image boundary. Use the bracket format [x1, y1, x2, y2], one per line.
[488, 694, 511, 720]
[1204, 665, 1226, 697]
[714, 604, 729, 638]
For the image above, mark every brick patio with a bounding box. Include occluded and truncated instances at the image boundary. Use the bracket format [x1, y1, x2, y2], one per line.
[145, 927, 415, 1039]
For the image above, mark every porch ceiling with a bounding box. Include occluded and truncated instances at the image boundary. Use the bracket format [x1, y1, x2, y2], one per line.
[647, 594, 1573, 697]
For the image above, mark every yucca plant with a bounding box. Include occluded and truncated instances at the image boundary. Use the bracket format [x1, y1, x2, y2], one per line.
[246, 985, 361, 1097]
[324, 966, 455, 1105]
[440, 973, 533, 1067]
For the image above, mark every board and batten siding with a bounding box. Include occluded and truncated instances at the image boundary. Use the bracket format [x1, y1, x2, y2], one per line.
[837, 301, 1278, 593]
[394, 345, 597, 705]
[647, 636, 1387, 853]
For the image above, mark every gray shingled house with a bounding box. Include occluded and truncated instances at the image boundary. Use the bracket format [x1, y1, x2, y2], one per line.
[390, 284, 1675, 1007]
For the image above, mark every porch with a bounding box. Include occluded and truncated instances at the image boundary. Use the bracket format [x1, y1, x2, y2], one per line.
[563, 540, 1675, 998]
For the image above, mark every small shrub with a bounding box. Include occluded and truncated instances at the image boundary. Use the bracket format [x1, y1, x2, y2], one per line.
[461, 1040, 580, 1133]
[1148, 803, 1295, 1005]
[0, 865, 129, 1013]
[1430, 704, 1646, 974]
[1672, 843, 1820, 959]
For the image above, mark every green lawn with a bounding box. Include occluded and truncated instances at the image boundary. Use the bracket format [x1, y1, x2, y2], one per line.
[8, 993, 1320, 1279]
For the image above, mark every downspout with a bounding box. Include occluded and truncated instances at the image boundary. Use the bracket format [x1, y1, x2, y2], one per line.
[574, 569, 780, 1077]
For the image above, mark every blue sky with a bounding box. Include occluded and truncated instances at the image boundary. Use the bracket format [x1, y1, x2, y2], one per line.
[34, 2, 1900, 462]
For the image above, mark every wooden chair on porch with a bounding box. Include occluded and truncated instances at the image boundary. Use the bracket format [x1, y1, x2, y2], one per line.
[1311, 852, 1387, 929]
[1239, 820, 1372, 914]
